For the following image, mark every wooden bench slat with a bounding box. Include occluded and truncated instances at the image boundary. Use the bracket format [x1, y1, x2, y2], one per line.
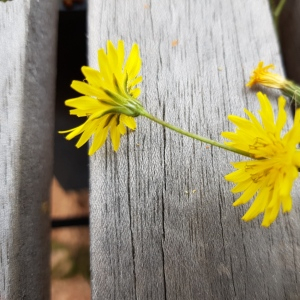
[88, 1, 300, 299]
[0, 2, 58, 299]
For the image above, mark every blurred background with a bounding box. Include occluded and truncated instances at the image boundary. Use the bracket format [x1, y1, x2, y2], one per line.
[51, 1, 90, 299]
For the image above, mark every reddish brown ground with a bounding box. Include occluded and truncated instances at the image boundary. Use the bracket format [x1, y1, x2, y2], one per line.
[50, 177, 90, 300]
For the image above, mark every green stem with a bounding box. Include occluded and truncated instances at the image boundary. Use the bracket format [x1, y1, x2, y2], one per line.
[269, 0, 286, 35]
[140, 110, 252, 158]
[274, 0, 286, 17]
[283, 82, 300, 106]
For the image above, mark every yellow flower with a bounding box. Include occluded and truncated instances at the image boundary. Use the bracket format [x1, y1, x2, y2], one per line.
[246, 61, 286, 89]
[59, 40, 145, 155]
[222, 92, 300, 227]
[247, 61, 300, 105]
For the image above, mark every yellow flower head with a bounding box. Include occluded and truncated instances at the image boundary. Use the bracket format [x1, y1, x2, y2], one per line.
[246, 61, 286, 89]
[59, 40, 144, 155]
[222, 92, 300, 227]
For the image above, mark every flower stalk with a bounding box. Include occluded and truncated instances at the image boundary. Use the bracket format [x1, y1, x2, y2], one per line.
[282, 82, 300, 105]
[269, 0, 286, 32]
[140, 110, 252, 158]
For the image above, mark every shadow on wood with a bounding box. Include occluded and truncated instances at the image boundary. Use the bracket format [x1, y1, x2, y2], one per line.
[0, 1, 58, 299]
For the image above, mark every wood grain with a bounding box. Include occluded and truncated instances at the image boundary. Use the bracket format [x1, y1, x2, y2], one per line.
[88, 0, 300, 299]
[0, 1, 58, 299]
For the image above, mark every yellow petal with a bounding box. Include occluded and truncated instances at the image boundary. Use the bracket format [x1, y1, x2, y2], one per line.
[62, 123, 86, 140]
[98, 48, 112, 84]
[130, 88, 141, 98]
[88, 125, 109, 155]
[71, 80, 107, 99]
[233, 181, 261, 206]
[75, 119, 98, 148]
[275, 96, 287, 137]
[241, 187, 270, 221]
[107, 40, 118, 72]
[125, 43, 141, 80]
[224, 169, 250, 183]
[121, 115, 136, 130]
[117, 40, 125, 70]
[117, 122, 126, 135]
[231, 178, 252, 194]
[281, 195, 292, 213]
[110, 118, 121, 151]
[65, 96, 103, 110]
[81, 66, 102, 87]
[261, 198, 281, 227]
[128, 76, 142, 89]
[228, 115, 251, 129]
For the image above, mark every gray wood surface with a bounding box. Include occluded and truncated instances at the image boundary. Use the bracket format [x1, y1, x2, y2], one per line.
[88, 0, 300, 299]
[0, 1, 58, 299]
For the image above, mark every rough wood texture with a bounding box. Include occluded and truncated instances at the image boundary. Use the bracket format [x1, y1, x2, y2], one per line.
[88, 1, 300, 299]
[280, 0, 300, 84]
[0, 1, 58, 299]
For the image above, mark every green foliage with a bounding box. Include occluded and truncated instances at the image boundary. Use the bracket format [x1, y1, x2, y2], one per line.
[51, 241, 90, 280]
[269, 0, 286, 32]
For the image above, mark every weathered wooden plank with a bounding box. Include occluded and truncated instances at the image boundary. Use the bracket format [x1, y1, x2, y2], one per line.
[88, 0, 300, 299]
[0, 1, 58, 299]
